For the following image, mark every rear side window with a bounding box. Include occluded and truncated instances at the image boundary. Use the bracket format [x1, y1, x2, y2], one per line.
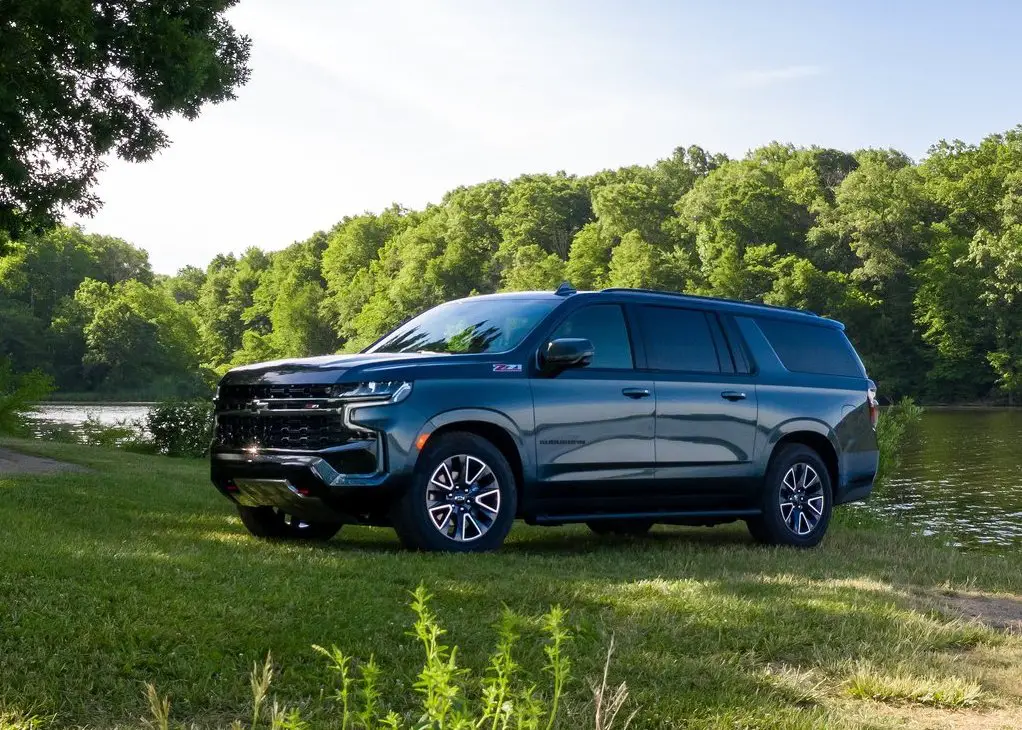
[550, 304, 634, 369]
[756, 319, 864, 377]
[638, 306, 721, 373]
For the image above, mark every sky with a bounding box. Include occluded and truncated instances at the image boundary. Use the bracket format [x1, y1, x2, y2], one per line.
[69, 0, 1022, 274]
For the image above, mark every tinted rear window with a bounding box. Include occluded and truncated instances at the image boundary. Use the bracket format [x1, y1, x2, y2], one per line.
[756, 319, 863, 377]
[638, 306, 721, 373]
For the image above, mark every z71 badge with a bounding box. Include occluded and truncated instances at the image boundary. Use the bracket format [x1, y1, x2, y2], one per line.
[492, 363, 522, 373]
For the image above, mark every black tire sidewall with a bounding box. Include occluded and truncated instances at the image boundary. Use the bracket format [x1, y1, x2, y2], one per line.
[285, 518, 342, 541]
[237, 505, 287, 538]
[755, 444, 833, 547]
[237, 505, 341, 541]
[393, 432, 517, 552]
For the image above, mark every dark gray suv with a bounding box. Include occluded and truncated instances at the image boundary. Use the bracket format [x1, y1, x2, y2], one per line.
[211, 285, 879, 552]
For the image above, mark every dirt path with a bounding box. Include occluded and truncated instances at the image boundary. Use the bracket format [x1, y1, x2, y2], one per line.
[0, 447, 88, 475]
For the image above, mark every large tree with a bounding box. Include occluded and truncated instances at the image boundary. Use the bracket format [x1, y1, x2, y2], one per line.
[0, 1, 251, 240]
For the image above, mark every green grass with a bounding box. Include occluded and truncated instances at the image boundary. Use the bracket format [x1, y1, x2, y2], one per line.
[846, 667, 983, 708]
[1, 438, 1021, 729]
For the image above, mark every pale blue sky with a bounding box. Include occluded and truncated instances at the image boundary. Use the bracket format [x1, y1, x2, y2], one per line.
[71, 0, 1022, 273]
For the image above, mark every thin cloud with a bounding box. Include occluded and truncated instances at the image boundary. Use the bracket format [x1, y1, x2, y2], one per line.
[727, 65, 826, 88]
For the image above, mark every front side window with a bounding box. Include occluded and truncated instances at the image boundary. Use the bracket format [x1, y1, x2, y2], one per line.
[369, 298, 560, 355]
[549, 304, 634, 369]
[639, 306, 721, 373]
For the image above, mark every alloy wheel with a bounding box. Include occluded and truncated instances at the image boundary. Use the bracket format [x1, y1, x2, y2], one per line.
[779, 462, 825, 536]
[425, 454, 501, 542]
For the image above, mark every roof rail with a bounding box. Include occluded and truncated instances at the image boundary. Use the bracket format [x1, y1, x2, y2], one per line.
[554, 281, 577, 296]
[599, 287, 817, 316]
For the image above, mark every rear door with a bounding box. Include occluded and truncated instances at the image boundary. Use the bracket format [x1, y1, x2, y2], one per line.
[530, 303, 656, 513]
[633, 305, 759, 504]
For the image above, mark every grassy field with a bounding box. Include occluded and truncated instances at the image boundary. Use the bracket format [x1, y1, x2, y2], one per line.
[1, 438, 1020, 729]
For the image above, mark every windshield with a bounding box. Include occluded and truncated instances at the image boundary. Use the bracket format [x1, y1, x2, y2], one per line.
[368, 298, 560, 355]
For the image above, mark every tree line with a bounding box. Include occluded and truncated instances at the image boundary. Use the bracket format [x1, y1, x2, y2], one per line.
[2, 129, 1021, 403]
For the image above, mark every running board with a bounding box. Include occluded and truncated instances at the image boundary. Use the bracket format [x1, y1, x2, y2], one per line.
[532, 508, 761, 526]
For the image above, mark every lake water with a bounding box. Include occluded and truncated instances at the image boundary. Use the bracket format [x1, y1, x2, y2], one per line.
[27, 404, 1022, 550]
[31, 403, 153, 429]
[871, 409, 1022, 550]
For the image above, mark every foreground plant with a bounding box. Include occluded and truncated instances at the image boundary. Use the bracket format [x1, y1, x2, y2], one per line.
[145, 585, 631, 730]
[874, 397, 924, 487]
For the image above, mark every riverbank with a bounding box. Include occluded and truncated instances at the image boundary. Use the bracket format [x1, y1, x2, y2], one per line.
[1, 438, 1020, 729]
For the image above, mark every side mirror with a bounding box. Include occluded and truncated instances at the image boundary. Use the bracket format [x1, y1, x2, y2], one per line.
[542, 338, 594, 371]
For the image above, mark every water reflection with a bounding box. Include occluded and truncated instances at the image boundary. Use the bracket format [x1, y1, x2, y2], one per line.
[872, 409, 1022, 549]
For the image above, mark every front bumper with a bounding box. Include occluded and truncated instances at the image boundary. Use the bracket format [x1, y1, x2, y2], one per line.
[211, 446, 403, 523]
[210, 386, 429, 523]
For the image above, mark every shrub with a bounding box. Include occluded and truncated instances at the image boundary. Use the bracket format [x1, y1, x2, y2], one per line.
[0, 358, 54, 435]
[145, 399, 213, 457]
[874, 397, 924, 487]
[79, 413, 143, 448]
[146, 586, 636, 729]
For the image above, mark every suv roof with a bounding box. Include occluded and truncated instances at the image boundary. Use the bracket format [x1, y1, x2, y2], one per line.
[465, 285, 841, 328]
[597, 287, 839, 326]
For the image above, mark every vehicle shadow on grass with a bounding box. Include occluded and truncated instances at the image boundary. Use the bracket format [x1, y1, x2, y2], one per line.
[315, 521, 759, 554]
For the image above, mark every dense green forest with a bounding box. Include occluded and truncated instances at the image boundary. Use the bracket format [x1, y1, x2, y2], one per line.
[2, 128, 1021, 403]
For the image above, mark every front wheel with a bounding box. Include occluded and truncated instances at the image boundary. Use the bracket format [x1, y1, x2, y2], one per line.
[746, 444, 833, 547]
[392, 432, 517, 552]
[237, 505, 342, 541]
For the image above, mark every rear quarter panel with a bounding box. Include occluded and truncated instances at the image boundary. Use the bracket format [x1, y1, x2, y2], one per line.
[735, 316, 879, 496]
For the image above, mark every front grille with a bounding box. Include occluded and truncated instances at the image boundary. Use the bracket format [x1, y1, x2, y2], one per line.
[214, 382, 362, 451]
[217, 383, 352, 411]
[215, 413, 355, 451]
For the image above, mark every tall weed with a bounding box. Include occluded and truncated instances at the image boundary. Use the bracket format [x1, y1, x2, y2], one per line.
[146, 586, 631, 729]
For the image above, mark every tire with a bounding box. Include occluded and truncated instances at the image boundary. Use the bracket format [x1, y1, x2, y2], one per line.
[237, 505, 342, 541]
[392, 432, 517, 552]
[586, 520, 654, 536]
[746, 444, 833, 547]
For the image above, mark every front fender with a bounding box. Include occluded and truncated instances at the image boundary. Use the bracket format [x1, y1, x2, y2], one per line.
[416, 407, 531, 476]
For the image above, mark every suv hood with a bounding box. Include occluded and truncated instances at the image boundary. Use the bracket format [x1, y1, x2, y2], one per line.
[220, 351, 460, 385]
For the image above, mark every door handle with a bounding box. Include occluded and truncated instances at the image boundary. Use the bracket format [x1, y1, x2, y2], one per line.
[721, 390, 747, 401]
[622, 387, 651, 399]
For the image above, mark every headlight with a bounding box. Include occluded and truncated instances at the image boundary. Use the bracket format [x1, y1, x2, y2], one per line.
[334, 381, 412, 403]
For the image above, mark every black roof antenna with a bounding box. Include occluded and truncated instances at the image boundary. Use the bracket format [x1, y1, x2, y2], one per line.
[554, 281, 576, 296]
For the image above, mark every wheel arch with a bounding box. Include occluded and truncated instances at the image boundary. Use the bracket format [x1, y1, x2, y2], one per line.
[768, 428, 840, 491]
[416, 409, 529, 512]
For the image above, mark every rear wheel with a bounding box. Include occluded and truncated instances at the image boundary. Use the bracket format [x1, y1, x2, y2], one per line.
[746, 444, 832, 547]
[237, 505, 342, 541]
[586, 519, 654, 536]
[392, 432, 516, 552]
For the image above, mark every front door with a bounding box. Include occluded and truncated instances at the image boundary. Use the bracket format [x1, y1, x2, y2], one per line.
[530, 304, 656, 514]
[633, 305, 759, 506]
